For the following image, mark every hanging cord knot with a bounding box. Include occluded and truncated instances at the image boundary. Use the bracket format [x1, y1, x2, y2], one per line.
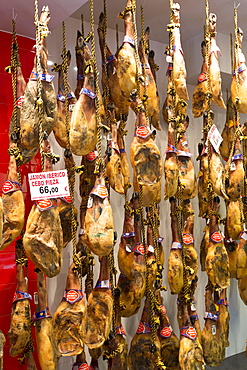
[118, 5, 135, 19]
[8, 146, 23, 165]
[51, 63, 62, 72]
[42, 151, 60, 165]
[84, 59, 94, 74]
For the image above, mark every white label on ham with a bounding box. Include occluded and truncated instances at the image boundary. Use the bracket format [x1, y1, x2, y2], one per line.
[87, 196, 93, 209]
[230, 162, 236, 171]
[28, 170, 70, 200]
[212, 325, 216, 335]
[208, 124, 223, 153]
[241, 232, 247, 241]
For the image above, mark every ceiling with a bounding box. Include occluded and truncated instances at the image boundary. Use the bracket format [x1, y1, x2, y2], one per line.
[1, 0, 246, 45]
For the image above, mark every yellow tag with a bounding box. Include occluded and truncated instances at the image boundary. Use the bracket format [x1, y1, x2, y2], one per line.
[226, 120, 235, 128]
[197, 170, 203, 178]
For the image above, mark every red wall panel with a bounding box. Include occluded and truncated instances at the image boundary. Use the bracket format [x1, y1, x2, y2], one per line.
[0, 30, 42, 370]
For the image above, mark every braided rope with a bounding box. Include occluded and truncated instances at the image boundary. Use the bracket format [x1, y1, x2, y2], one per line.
[60, 21, 80, 271]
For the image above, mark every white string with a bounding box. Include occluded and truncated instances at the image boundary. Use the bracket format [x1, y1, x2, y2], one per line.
[12, 8, 18, 21]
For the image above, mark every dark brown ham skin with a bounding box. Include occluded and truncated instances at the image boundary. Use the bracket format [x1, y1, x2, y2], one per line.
[168, 197, 183, 294]
[219, 98, 237, 160]
[7, 242, 31, 357]
[35, 272, 60, 370]
[20, 6, 57, 153]
[192, 41, 207, 118]
[81, 256, 113, 349]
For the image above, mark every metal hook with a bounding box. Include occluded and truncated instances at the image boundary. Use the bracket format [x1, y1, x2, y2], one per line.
[12, 8, 18, 21]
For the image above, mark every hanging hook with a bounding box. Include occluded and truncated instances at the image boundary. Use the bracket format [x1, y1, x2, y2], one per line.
[12, 8, 18, 21]
[234, 2, 241, 9]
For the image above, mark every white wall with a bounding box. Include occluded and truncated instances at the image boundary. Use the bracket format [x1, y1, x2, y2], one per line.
[45, 13, 247, 370]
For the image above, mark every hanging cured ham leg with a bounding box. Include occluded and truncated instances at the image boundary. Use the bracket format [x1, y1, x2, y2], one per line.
[177, 116, 197, 199]
[54, 260, 85, 356]
[224, 220, 238, 279]
[178, 301, 204, 370]
[118, 193, 146, 317]
[34, 271, 60, 370]
[170, 3, 189, 101]
[236, 199, 247, 279]
[106, 107, 125, 194]
[198, 112, 209, 217]
[192, 41, 208, 118]
[7, 241, 31, 357]
[117, 131, 130, 193]
[219, 97, 237, 161]
[238, 276, 247, 305]
[81, 255, 113, 349]
[208, 13, 226, 110]
[157, 293, 180, 369]
[216, 288, 230, 348]
[97, 13, 128, 120]
[225, 135, 244, 201]
[201, 284, 224, 366]
[128, 298, 161, 370]
[0, 331, 5, 370]
[23, 137, 63, 278]
[205, 197, 230, 289]
[1, 142, 25, 250]
[226, 200, 242, 240]
[53, 51, 77, 149]
[104, 291, 128, 370]
[9, 44, 37, 164]
[164, 107, 179, 200]
[138, 27, 161, 130]
[130, 94, 162, 206]
[27, 351, 38, 370]
[182, 201, 198, 286]
[168, 197, 183, 294]
[84, 172, 114, 256]
[116, 0, 141, 111]
[70, 37, 97, 156]
[20, 6, 57, 152]
[231, 27, 247, 113]
[57, 151, 78, 248]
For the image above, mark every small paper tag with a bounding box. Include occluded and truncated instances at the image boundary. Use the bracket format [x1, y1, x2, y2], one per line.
[34, 292, 38, 305]
[126, 244, 132, 252]
[166, 55, 173, 63]
[240, 232, 247, 241]
[208, 124, 223, 153]
[69, 104, 75, 112]
[191, 302, 196, 311]
[230, 162, 236, 171]
[212, 325, 216, 335]
[87, 196, 93, 208]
